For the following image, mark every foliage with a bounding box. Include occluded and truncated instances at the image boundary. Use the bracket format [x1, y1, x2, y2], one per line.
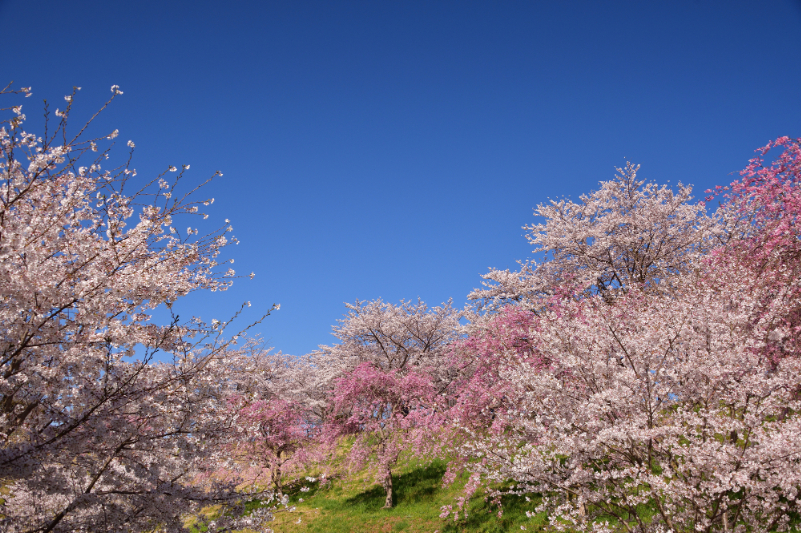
[315, 299, 463, 508]
[0, 84, 276, 532]
[470, 162, 718, 307]
[225, 396, 312, 494]
[450, 138, 801, 533]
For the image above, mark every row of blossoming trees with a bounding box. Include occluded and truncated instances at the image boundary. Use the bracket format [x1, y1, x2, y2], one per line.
[1, 85, 799, 533]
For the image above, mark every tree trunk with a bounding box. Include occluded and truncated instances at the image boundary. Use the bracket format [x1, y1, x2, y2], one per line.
[271, 455, 283, 495]
[382, 466, 394, 509]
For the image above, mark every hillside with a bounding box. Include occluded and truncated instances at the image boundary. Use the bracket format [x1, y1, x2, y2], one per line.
[265, 459, 543, 533]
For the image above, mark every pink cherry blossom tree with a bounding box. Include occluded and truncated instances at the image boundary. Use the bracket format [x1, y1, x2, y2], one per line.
[446, 304, 544, 438]
[0, 84, 277, 532]
[315, 299, 463, 508]
[330, 362, 443, 508]
[225, 395, 311, 495]
[449, 163, 723, 498]
[706, 136, 801, 366]
[461, 273, 801, 533]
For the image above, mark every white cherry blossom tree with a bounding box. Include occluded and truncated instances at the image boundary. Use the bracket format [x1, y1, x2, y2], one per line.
[451, 140, 801, 533]
[0, 84, 277, 533]
[471, 163, 720, 307]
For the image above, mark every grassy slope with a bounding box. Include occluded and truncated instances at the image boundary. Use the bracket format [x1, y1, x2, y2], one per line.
[266, 458, 546, 533]
[189, 453, 801, 533]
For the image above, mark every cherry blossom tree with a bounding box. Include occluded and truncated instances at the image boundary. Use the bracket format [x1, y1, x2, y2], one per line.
[446, 304, 542, 437]
[460, 276, 801, 533]
[706, 136, 801, 366]
[470, 162, 720, 308]
[283, 349, 346, 426]
[315, 299, 463, 508]
[449, 138, 801, 533]
[0, 84, 277, 532]
[215, 347, 347, 495]
[330, 362, 443, 508]
[316, 299, 463, 376]
[225, 395, 311, 495]
[449, 164, 723, 513]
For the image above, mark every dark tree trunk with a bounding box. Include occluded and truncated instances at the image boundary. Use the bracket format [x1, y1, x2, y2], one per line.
[382, 466, 394, 509]
[271, 454, 283, 494]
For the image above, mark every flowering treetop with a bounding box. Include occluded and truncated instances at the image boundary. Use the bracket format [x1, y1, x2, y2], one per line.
[471, 162, 719, 307]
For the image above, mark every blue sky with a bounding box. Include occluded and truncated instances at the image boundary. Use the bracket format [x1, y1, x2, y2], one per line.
[2, 0, 800, 356]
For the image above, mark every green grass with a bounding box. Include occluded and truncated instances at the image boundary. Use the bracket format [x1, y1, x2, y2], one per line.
[187, 454, 801, 533]
[267, 458, 547, 533]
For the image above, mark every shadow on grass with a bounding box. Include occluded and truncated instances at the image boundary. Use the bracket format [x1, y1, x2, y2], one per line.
[341, 461, 448, 512]
[441, 488, 545, 533]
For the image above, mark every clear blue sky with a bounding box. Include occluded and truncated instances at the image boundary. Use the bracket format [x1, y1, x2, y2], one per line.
[2, 0, 800, 356]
